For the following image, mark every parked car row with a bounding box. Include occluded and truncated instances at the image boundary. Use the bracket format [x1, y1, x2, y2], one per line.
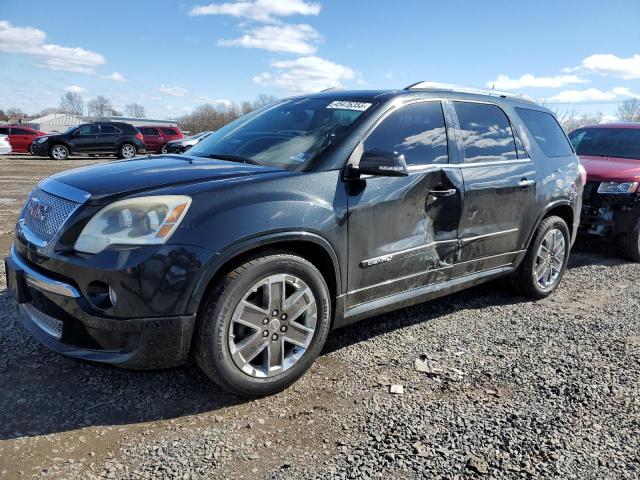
[0, 122, 186, 159]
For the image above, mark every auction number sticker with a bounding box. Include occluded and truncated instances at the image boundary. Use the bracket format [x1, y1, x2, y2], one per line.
[326, 101, 372, 111]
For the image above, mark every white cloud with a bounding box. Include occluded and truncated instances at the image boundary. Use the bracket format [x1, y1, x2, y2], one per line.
[546, 87, 640, 104]
[64, 85, 87, 94]
[101, 71, 127, 81]
[579, 53, 640, 79]
[198, 96, 235, 108]
[486, 73, 588, 90]
[189, 0, 321, 22]
[218, 23, 321, 54]
[160, 84, 190, 97]
[253, 56, 356, 94]
[0, 20, 106, 74]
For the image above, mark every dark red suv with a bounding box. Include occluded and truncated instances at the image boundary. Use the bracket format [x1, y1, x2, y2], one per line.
[0, 125, 46, 153]
[569, 123, 640, 261]
[137, 125, 184, 154]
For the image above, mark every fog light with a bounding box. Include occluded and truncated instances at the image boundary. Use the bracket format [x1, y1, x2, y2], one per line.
[108, 286, 117, 306]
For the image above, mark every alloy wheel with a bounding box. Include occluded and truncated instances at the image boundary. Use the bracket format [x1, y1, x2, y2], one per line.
[51, 145, 67, 160]
[228, 274, 317, 378]
[534, 228, 566, 290]
[122, 144, 136, 158]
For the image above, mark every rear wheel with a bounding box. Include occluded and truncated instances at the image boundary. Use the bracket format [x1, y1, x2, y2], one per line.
[49, 144, 69, 160]
[118, 143, 136, 159]
[160, 144, 168, 154]
[195, 251, 331, 397]
[615, 221, 640, 262]
[512, 215, 570, 299]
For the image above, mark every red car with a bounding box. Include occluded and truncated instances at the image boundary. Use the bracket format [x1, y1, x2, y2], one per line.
[137, 125, 184, 153]
[0, 125, 46, 153]
[569, 123, 640, 261]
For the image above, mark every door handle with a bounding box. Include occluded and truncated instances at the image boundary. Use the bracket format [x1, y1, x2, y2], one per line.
[518, 179, 536, 188]
[428, 188, 457, 197]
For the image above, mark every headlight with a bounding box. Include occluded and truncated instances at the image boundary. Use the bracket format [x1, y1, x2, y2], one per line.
[597, 182, 639, 194]
[74, 195, 191, 254]
[35, 137, 48, 143]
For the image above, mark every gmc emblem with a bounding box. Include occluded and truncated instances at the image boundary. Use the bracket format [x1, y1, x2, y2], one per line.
[27, 197, 50, 222]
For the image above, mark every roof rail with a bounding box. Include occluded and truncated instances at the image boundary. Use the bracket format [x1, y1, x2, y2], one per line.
[404, 81, 536, 104]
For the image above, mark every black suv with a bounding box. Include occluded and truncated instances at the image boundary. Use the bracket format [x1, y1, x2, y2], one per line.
[5, 84, 583, 396]
[30, 122, 146, 160]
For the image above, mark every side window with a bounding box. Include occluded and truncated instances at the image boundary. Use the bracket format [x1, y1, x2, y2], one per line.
[100, 125, 117, 134]
[77, 125, 99, 135]
[161, 128, 178, 135]
[515, 108, 573, 157]
[0, 127, 9, 135]
[454, 102, 518, 163]
[12, 128, 33, 135]
[145, 127, 159, 135]
[364, 101, 448, 166]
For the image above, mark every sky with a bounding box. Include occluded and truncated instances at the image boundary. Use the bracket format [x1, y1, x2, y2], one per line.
[1, 0, 640, 120]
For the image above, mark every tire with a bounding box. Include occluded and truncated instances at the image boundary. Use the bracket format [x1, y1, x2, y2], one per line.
[118, 143, 137, 159]
[615, 221, 640, 262]
[160, 144, 168, 154]
[195, 251, 332, 397]
[511, 215, 570, 299]
[49, 144, 69, 160]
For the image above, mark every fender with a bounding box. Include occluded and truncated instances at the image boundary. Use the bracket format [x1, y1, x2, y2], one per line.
[525, 199, 576, 249]
[186, 230, 342, 314]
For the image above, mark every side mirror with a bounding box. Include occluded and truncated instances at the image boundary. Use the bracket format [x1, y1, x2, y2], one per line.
[356, 148, 409, 177]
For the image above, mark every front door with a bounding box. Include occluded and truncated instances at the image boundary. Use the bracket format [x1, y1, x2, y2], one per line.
[71, 124, 100, 153]
[346, 100, 463, 308]
[451, 101, 537, 276]
[9, 127, 35, 153]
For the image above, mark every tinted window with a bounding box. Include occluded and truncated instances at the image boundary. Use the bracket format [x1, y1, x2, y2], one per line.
[77, 125, 99, 135]
[364, 101, 448, 166]
[454, 102, 517, 163]
[143, 127, 159, 135]
[0, 127, 9, 135]
[569, 127, 640, 160]
[12, 128, 34, 135]
[516, 108, 573, 157]
[100, 124, 120, 134]
[161, 128, 178, 135]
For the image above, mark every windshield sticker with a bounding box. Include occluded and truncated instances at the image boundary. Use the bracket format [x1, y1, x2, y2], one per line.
[289, 152, 311, 163]
[326, 101, 372, 111]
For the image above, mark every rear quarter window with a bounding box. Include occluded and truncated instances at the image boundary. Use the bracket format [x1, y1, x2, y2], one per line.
[515, 108, 573, 157]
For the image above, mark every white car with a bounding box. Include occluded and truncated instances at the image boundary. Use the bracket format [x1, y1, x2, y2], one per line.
[0, 134, 12, 155]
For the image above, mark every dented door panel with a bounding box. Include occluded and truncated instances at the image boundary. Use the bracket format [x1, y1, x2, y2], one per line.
[346, 166, 463, 307]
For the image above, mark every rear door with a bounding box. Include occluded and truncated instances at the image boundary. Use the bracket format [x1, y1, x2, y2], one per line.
[98, 124, 121, 152]
[452, 101, 537, 276]
[346, 100, 464, 307]
[71, 124, 100, 152]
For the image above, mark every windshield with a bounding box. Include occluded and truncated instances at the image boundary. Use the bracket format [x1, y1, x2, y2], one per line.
[188, 98, 373, 171]
[569, 127, 640, 160]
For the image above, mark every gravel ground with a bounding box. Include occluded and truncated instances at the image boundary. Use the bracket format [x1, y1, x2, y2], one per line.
[0, 155, 639, 479]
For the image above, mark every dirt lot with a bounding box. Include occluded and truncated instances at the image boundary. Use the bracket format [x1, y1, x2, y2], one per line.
[0, 154, 639, 479]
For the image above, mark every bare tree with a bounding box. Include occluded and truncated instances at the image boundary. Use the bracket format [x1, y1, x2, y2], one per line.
[549, 106, 603, 133]
[125, 103, 146, 118]
[87, 96, 116, 117]
[617, 99, 640, 122]
[0, 110, 7, 121]
[59, 91, 84, 116]
[252, 94, 278, 109]
[6, 107, 26, 118]
[39, 107, 64, 116]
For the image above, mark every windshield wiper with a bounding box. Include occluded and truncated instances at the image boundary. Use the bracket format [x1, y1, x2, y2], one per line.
[196, 153, 259, 165]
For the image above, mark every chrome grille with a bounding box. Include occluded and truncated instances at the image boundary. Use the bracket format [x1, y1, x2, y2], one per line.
[21, 188, 79, 243]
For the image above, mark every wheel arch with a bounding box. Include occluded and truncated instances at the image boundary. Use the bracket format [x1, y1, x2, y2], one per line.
[187, 231, 342, 317]
[525, 201, 575, 249]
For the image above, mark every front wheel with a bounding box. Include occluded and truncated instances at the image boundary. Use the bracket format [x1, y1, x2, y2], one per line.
[160, 144, 168, 154]
[195, 251, 331, 397]
[511, 215, 570, 299]
[118, 143, 137, 159]
[615, 221, 640, 262]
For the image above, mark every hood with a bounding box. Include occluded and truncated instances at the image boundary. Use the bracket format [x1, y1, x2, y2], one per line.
[47, 155, 282, 202]
[169, 137, 198, 146]
[579, 155, 640, 183]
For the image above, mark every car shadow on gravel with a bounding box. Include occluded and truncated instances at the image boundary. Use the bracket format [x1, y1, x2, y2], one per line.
[0, 288, 244, 441]
[0, 241, 630, 441]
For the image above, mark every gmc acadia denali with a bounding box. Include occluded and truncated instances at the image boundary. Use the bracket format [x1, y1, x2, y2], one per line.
[5, 83, 584, 396]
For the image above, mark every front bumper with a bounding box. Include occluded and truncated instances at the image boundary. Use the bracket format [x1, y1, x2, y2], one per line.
[30, 141, 48, 156]
[5, 245, 198, 369]
[579, 182, 640, 236]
